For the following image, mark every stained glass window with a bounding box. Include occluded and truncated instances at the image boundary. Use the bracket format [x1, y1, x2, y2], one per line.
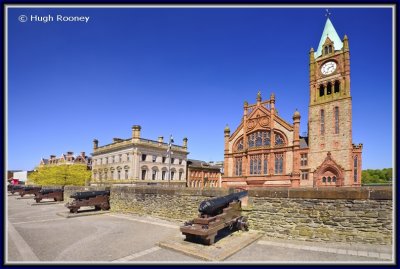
[237, 139, 244, 151]
[250, 155, 262, 175]
[274, 153, 283, 174]
[235, 158, 242, 176]
[275, 133, 284, 146]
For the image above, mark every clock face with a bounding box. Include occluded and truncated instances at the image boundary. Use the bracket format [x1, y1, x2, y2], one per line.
[321, 61, 337, 75]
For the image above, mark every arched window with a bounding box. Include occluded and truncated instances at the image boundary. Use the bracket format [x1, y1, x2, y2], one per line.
[327, 176, 331, 182]
[324, 46, 328, 55]
[319, 84, 325, 97]
[334, 80, 340, 93]
[327, 82, 332, 95]
[322, 176, 326, 183]
[334, 107, 339, 134]
[263, 131, 271, 146]
[236, 139, 243, 151]
[320, 109, 325, 135]
[275, 133, 285, 146]
[248, 133, 255, 148]
[332, 176, 337, 182]
[255, 132, 262, 147]
[328, 45, 332, 53]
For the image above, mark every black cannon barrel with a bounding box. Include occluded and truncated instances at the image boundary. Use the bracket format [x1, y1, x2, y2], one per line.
[198, 190, 248, 215]
[70, 190, 110, 200]
[23, 186, 41, 191]
[11, 185, 24, 190]
[40, 188, 63, 195]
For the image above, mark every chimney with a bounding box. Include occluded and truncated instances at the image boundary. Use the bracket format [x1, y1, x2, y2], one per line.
[158, 136, 164, 145]
[183, 137, 188, 149]
[132, 125, 141, 139]
[67, 151, 73, 156]
[93, 139, 98, 149]
[50, 155, 56, 159]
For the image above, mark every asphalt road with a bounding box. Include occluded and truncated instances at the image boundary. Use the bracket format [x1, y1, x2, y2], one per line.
[6, 194, 394, 264]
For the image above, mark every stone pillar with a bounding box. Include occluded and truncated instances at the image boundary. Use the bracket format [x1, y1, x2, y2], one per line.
[93, 139, 98, 150]
[158, 136, 164, 145]
[183, 137, 188, 149]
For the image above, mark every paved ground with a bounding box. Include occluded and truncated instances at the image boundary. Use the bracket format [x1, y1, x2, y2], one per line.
[6, 194, 394, 264]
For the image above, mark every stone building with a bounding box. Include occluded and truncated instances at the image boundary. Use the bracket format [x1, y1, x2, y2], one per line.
[91, 125, 188, 185]
[39, 151, 92, 169]
[187, 159, 223, 188]
[223, 18, 362, 188]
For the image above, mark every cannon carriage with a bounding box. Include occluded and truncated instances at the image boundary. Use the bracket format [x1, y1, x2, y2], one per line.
[35, 188, 64, 203]
[65, 190, 110, 213]
[19, 186, 42, 197]
[9, 185, 24, 195]
[180, 190, 249, 245]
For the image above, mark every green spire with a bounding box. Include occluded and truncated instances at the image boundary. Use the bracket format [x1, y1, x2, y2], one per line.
[314, 18, 343, 59]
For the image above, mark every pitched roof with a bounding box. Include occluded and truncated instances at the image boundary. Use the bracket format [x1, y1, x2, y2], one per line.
[300, 136, 309, 149]
[314, 18, 343, 59]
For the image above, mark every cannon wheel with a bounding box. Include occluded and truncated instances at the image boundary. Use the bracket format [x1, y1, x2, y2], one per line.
[100, 202, 110, 210]
[70, 208, 78, 214]
[54, 198, 58, 202]
[35, 198, 41, 203]
[94, 205, 101, 210]
[236, 216, 249, 231]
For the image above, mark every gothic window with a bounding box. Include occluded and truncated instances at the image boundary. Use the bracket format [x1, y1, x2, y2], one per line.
[274, 153, 283, 175]
[332, 176, 337, 182]
[301, 153, 308, 166]
[248, 133, 255, 148]
[327, 176, 331, 182]
[236, 139, 244, 151]
[319, 85, 325, 97]
[334, 80, 340, 93]
[322, 176, 326, 183]
[354, 156, 358, 182]
[320, 109, 325, 135]
[275, 133, 285, 146]
[263, 131, 271, 146]
[235, 158, 242, 176]
[327, 82, 332, 95]
[263, 154, 268, 174]
[328, 45, 332, 53]
[333, 106, 340, 134]
[324, 46, 328, 55]
[250, 155, 262, 175]
[255, 132, 262, 147]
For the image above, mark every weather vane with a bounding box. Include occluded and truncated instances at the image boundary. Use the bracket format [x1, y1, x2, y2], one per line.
[325, 9, 331, 18]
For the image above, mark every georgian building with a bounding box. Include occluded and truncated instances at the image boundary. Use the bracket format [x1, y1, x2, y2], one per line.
[91, 125, 188, 185]
[187, 159, 223, 188]
[222, 18, 363, 188]
[39, 151, 92, 169]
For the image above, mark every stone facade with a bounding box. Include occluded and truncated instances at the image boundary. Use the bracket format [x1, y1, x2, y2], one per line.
[223, 17, 362, 188]
[91, 125, 188, 185]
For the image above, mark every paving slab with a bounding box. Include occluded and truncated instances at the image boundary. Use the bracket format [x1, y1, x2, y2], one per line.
[158, 230, 262, 261]
[31, 201, 64, 206]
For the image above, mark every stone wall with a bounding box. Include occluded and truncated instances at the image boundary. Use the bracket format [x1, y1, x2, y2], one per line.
[69, 185, 392, 245]
[245, 187, 392, 245]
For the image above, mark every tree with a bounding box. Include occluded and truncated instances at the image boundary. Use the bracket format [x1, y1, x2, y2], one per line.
[29, 165, 91, 186]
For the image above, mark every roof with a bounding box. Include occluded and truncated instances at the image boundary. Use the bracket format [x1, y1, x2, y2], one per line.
[314, 18, 343, 59]
[187, 159, 222, 170]
[300, 136, 309, 149]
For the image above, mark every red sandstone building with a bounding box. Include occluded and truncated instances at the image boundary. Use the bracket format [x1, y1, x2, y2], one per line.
[222, 18, 363, 188]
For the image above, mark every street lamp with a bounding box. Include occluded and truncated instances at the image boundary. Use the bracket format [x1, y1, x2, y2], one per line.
[167, 135, 174, 185]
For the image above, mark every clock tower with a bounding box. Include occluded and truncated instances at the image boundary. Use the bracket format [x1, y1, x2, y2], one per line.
[308, 17, 362, 187]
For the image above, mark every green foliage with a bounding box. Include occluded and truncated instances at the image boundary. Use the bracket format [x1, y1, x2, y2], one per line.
[29, 165, 91, 186]
[362, 168, 393, 184]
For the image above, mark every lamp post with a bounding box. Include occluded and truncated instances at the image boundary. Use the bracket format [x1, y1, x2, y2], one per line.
[167, 135, 174, 185]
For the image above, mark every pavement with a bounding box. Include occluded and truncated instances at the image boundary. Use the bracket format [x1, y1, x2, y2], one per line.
[6, 194, 395, 264]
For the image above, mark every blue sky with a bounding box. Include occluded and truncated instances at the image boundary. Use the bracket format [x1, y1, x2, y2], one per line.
[7, 6, 393, 171]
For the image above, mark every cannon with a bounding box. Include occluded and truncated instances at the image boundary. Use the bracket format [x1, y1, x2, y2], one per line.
[65, 190, 110, 213]
[19, 186, 42, 197]
[180, 190, 249, 245]
[35, 188, 64, 203]
[9, 185, 24, 195]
